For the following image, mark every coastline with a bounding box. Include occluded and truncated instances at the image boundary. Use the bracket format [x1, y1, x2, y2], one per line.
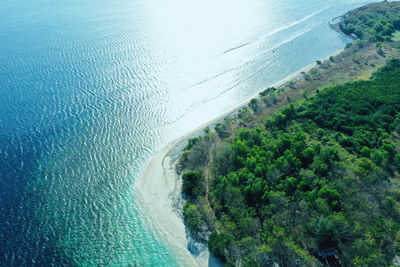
[138, 50, 342, 266]
[136, 2, 400, 265]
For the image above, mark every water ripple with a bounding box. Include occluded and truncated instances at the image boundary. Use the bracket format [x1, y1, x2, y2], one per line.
[0, 0, 376, 265]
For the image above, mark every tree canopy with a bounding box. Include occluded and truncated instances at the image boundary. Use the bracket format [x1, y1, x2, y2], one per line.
[180, 59, 400, 266]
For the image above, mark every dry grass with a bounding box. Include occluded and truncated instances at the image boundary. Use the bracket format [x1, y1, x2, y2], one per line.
[236, 40, 400, 130]
[392, 31, 400, 42]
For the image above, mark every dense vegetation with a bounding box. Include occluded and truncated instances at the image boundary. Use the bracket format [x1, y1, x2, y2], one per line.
[177, 3, 400, 266]
[339, 1, 400, 42]
[179, 59, 400, 266]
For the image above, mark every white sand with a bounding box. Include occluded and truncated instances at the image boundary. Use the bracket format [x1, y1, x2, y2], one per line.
[138, 51, 344, 266]
[140, 141, 206, 266]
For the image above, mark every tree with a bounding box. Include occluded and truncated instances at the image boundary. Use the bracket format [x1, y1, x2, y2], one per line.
[183, 203, 203, 233]
[249, 98, 260, 113]
[393, 19, 400, 29]
[182, 170, 205, 198]
[208, 232, 234, 261]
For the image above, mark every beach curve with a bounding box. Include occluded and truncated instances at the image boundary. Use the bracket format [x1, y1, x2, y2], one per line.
[137, 51, 338, 266]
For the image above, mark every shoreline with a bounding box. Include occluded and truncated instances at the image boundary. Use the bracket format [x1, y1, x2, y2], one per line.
[138, 47, 346, 266]
[136, 2, 400, 264]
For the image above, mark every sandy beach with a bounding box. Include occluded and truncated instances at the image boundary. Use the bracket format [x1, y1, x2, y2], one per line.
[138, 46, 347, 266]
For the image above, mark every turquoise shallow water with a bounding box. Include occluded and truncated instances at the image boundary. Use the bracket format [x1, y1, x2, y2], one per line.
[0, 0, 378, 265]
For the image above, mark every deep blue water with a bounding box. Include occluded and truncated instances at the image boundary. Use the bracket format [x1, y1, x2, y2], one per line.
[0, 0, 378, 265]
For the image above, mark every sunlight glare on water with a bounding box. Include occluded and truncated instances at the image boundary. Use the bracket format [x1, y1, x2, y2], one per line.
[0, 0, 379, 265]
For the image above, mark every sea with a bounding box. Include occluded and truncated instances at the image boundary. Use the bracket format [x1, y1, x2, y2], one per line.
[0, 0, 378, 265]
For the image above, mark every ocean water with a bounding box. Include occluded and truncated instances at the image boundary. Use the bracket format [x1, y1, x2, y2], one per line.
[0, 0, 378, 265]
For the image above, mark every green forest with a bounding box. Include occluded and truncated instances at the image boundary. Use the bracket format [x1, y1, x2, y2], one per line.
[178, 2, 400, 267]
[339, 1, 400, 42]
